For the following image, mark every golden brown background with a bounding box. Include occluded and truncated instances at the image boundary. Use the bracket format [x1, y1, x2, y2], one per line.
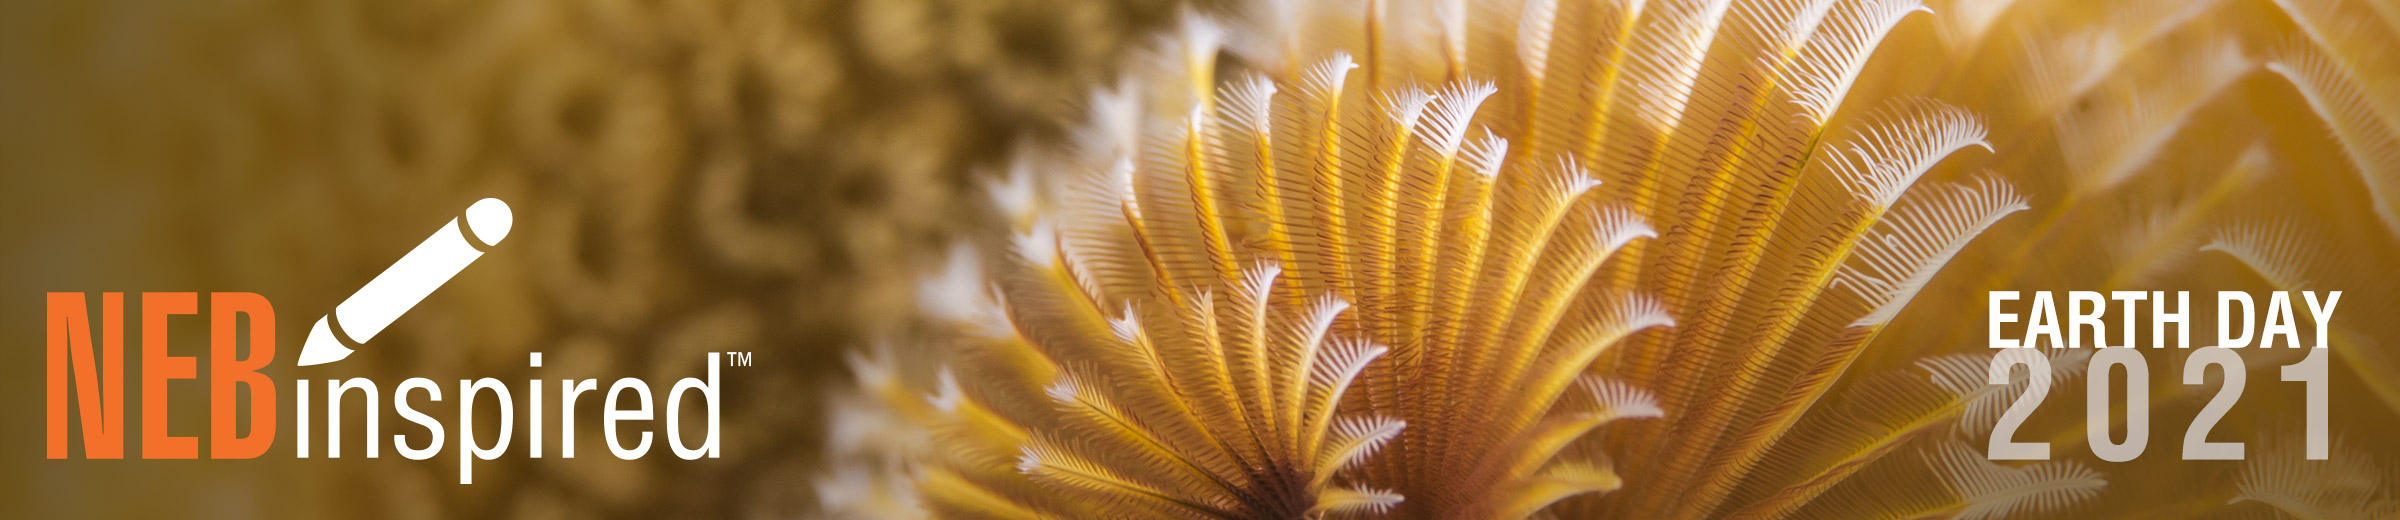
[0, 0, 1199, 517]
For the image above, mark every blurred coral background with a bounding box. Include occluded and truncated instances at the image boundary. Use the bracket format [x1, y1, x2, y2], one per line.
[0, 0, 1193, 517]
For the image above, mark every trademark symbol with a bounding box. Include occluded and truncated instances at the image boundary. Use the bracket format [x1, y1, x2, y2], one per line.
[726, 352, 754, 367]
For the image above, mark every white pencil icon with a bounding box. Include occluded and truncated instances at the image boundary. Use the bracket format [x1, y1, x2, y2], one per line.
[297, 198, 513, 366]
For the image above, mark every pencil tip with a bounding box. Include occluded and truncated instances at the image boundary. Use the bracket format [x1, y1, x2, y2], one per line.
[297, 316, 352, 367]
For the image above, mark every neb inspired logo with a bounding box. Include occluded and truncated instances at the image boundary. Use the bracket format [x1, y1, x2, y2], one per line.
[43, 199, 738, 484]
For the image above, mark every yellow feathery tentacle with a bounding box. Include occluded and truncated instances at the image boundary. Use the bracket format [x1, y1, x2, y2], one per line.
[1566, 0, 1655, 166]
[1719, 347, 2092, 520]
[1653, 99, 1991, 515]
[1920, 441, 2108, 520]
[2202, 220, 2400, 414]
[1465, 207, 1654, 438]
[1492, 295, 1676, 436]
[919, 466, 1054, 520]
[2229, 434, 2400, 519]
[1401, 81, 1500, 347]
[2266, 43, 2400, 238]
[1309, 486, 1408, 517]
[1663, 178, 2028, 518]
[1301, 53, 1361, 311]
[1281, 295, 1354, 452]
[1301, 338, 1390, 464]
[1017, 439, 1242, 519]
[1313, 415, 1407, 491]
[1045, 375, 1252, 503]
[2094, 146, 2270, 290]
[1474, 376, 1664, 487]
[1480, 461, 1626, 519]
[1438, 158, 1606, 481]
[1356, 85, 1435, 345]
